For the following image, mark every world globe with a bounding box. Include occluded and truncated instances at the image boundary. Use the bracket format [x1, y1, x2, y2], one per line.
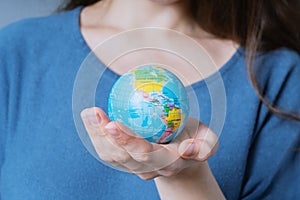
[108, 65, 189, 144]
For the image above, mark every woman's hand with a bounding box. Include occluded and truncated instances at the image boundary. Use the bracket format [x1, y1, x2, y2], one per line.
[80, 107, 219, 180]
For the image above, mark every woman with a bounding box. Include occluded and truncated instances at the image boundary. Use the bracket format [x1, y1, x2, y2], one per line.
[0, 0, 299, 199]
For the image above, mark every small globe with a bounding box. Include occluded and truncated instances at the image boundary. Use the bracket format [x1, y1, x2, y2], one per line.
[108, 65, 189, 144]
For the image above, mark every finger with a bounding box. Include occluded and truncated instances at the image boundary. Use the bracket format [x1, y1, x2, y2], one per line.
[81, 108, 154, 173]
[195, 123, 219, 149]
[104, 122, 180, 172]
[177, 120, 219, 161]
[103, 136, 152, 172]
[81, 107, 137, 170]
[104, 121, 157, 171]
[178, 138, 218, 161]
[80, 107, 112, 159]
[137, 172, 160, 180]
[172, 118, 207, 146]
[80, 107, 110, 137]
[194, 124, 219, 157]
[104, 121, 154, 156]
[183, 118, 203, 138]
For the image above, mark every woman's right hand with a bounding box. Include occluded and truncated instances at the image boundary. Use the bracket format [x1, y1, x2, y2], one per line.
[80, 107, 219, 180]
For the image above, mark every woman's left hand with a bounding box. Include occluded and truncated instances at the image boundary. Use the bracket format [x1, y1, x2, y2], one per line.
[81, 107, 219, 180]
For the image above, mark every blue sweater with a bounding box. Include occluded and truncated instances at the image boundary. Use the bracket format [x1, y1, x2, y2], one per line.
[0, 7, 299, 200]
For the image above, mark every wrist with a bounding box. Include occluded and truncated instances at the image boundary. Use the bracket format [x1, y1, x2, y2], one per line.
[156, 161, 207, 181]
[154, 162, 225, 200]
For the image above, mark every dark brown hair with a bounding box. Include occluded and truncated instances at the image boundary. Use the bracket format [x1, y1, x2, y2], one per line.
[61, 0, 300, 121]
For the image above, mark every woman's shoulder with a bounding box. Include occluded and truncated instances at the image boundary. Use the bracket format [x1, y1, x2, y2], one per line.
[257, 48, 300, 77]
[0, 7, 84, 75]
[254, 48, 299, 87]
[255, 48, 300, 114]
[266, 47, 300, 59]
[0, 7, 82, 48]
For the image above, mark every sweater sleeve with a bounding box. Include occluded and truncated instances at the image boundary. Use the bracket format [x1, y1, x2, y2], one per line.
[241, 49, 300, 199]
[0, 26, 10, 193]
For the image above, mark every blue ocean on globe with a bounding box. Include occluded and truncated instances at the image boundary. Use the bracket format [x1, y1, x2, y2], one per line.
[108, 65, 189, 144]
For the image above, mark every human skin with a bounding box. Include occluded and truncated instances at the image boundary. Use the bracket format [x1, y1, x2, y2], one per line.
[81, 108, 224, 199]
[80, 0, 236, 199]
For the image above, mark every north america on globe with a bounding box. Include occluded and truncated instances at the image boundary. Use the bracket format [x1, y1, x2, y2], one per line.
[108, 65, 189, 144]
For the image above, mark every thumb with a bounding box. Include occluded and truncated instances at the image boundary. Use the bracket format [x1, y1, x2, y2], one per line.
[178, 139, 213, 161]
[80, 107, 111, 136]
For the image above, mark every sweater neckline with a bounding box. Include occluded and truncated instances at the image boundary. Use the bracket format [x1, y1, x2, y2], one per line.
[71, 6, 243, 89]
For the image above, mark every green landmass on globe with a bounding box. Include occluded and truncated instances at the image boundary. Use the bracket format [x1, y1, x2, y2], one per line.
[108, 65, 189, 144]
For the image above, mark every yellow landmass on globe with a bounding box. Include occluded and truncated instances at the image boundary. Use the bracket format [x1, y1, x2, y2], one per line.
[166, 108, 184, 132]
[134, 81, 164, 93]
[132, 67, 167, 93]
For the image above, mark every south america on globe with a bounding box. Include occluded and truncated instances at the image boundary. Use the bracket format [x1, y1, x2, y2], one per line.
[108, 65, 189, 144]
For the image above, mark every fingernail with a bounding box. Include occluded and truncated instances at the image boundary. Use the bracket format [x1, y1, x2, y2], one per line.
[180, 143, 197, 157]
[87, 114, 101, 127]
[105, 123, 120, 137]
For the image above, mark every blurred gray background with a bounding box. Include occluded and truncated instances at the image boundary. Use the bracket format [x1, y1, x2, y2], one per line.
[0, 0, 64, 28]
